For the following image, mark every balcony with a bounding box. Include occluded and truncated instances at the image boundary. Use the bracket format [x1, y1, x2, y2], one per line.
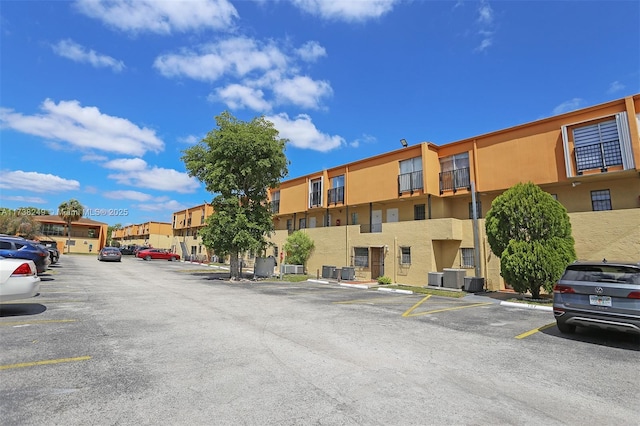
[574, 141, 622, 174]
[270, 200, 280, 214]
[327, 186, 345, 205]
[439, 167, 471, 194]
[398, 171, 423, 194]
[310, 190, 322, 208]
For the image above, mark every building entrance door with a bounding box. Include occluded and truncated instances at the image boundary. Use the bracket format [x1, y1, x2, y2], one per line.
[370, 247, 384, 280]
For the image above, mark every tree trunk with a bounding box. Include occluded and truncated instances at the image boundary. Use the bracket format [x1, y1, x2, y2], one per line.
[530, 284, 541, 299]
[66, 222, 71, 254]
[229, 252, 240, 280]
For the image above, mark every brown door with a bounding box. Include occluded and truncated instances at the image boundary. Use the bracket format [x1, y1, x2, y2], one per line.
[370, 247, 384, 279]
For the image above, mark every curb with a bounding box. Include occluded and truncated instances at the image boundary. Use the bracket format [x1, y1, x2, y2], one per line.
[308, 279, 330, 284]
[340, 283, 370, 289]
[500, 301, 553, 312]
[378, 287, 414, 295]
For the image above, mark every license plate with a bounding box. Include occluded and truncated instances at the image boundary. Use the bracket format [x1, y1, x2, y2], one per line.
[589, 295, 612, 307]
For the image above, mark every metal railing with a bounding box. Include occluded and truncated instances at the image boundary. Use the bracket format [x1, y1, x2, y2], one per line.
[327, 186, 344, 205]
[398, 171, 423, 194]
[574, 141, 622, 174]
[439, 167, 470, 194]
[270, 200, 280, 214]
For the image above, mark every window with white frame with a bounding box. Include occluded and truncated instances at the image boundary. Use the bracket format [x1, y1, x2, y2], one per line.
[400, 247, 411, 265]
[309, 178, 323, 207]
[461, 248, 475, 268]
[591, 189, 612, 211]
[399, 157, 423, 192]
[328, 175, 345, 204]
[354, 247, 369, 267]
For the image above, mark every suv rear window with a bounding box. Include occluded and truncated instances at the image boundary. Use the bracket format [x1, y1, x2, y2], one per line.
[562, 265, 640, 284]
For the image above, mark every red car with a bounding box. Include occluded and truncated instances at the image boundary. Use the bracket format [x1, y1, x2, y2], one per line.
[136, 249, 180, 261]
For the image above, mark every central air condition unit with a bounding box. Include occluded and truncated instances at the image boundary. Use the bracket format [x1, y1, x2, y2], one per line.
[281, 264, 304, 274]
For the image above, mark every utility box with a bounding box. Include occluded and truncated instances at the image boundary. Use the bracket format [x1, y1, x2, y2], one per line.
[281, 264, 304, 274]
[464, 277, 485, 292]
[255, 257, 277, 278]
[322, 265, 336, 279]
[443, 268, 466, 289]
[341, 267, 355, 281]
[428, 272, 444, 287]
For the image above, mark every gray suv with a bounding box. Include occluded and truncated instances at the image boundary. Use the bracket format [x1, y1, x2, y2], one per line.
[553, 260, 640, 335]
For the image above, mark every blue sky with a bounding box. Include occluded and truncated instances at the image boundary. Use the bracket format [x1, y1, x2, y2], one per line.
[1, 0, 638, 226]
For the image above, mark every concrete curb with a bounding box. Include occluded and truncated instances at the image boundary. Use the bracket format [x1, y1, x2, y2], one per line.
[340, 283, 370, 289]
[500, 301, 553, 312]
[308, 279, 330, 284]
[378, 287, 414, 295]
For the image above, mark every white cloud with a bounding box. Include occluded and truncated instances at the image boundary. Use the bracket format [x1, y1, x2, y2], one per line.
[0, 99, 164, 156]
[154, 37, 288, 82]
[213, 84, 272, 111]
[2, 195, 48, 204]
[296, 41, 327, 62]
[52, 39, 125, 72]
[155, 37, 331, 111]
[474, 1, 495, 52]
[290, 0, 398, 22]
[178, 135, 201, 144]
[0, 170, 80, 193]
[103, 158, 148, 171]
[553, 98, 584, 115]
[74, 0, 238, 34]
[136, 200, 188, 212]
[607, 81, 625, 94]
[103, 190, 152, 202]
[265, 113, 344, 152]
[273, 76, 333, 110]
[477, 2, 494, 25]
[108, 167, 199, 194]
[350, 133, 377, 148]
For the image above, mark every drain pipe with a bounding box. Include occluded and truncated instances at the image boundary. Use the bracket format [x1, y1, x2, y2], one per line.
[471, 181, 481, 278]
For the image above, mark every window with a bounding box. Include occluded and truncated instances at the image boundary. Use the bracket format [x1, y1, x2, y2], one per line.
[201, 208, 205, 224]
[440, 153, 470, 193]
[468, 201, 482, 219]
[573, 120, 622, 173]
[88, 229, 96, 238]
[42, 223, 65, 236]
[461, 248, 475, 268]
[398, 157, 423, 193]
[274, 246, 279, 260]
[351, 212, 358, 225]
[414, 204, 426, 220]
[271, 191, 280, 213]
[286, 219, 292, 231]
[299, 218, 306, 229]
[354, 247, 369, 267]
[328, 175, 345, 204]
[309, 178, 323, 207]
[400, 247, 411, 265]
[591, 189, 612, 211]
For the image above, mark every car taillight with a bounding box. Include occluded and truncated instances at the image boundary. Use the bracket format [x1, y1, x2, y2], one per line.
[12, 263, 34, 276]
[553, 284, 575, 294]
[628, 291, 640, 299]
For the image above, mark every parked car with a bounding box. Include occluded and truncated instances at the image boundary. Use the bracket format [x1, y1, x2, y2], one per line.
[119, 246, 135, 255]
[553, 260, 640, 335]
[136, 249, 180, 261]
[0, 256, 40, 302]
[0, 236, 51, 274]
[98, 247, 122, 262]
[37, 239, 60, 264]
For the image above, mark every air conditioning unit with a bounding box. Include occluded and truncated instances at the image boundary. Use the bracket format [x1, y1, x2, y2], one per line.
[281, 264, 304, 274]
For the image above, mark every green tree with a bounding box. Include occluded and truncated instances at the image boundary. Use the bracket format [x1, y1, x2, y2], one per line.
[485, 182, 576, 298]
[0, 208, 41, 239]
[58, 199, 84, 254]
[283, 231, 315, 271]
[107, 223, 122, 246]
[182, 111, 289, 279]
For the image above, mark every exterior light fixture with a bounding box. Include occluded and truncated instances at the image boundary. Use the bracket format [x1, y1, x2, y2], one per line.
[400, 138, 408, 147]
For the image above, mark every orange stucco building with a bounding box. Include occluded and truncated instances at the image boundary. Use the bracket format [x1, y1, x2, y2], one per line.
[266, 95, 640, 290]
[111, 221, 173, 249]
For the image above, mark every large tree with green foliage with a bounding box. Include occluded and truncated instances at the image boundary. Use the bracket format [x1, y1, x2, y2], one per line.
[283, 231, 315, 272]
[485, 182, 576, 298]
[182, 111, 289, 279]
[0, 208, 42, 239]
[58, 199, 84, 254]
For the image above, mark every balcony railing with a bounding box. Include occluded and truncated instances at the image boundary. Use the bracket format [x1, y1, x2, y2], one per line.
[574, 141, 622, 174]
[270, 200, 280, 214]
[398, 171, 423, 194]
[310, 190, 322, 207]
[439, 167, 471, 194]
[327, 186, 345, 205]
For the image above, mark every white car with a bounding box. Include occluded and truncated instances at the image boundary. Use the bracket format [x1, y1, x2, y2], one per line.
[0, 256, 40, 302]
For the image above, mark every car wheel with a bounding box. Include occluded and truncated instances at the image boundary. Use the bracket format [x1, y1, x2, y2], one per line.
[144, 255, 152, 261]
[556, 320, 576, 334]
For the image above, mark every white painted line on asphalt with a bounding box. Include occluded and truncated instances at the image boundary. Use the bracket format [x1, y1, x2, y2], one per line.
[500, 301, 553, 312]
[378, 288, 413, 294]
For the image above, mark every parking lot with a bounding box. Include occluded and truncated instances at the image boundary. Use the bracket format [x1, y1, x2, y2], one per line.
[1, 255, 639, 425]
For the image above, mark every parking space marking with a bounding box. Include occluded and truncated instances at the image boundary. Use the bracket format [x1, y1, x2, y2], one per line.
[0, 356, 91, 371]
[334, 296, 415, 305]
[0, 319, 77, 327]
[404, 301, 493, 317]
[515, 322, 556, 339]
[402, 295, 432, 317]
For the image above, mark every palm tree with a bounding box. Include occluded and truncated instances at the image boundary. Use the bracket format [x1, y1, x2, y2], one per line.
[58, 199, 84, 254]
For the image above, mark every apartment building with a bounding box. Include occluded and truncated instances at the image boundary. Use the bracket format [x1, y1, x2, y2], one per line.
[34, 215, 108, 254]
[267, 95, 640, 291]
[172, 203, 214, 260]
[111, 221, 172, 249]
